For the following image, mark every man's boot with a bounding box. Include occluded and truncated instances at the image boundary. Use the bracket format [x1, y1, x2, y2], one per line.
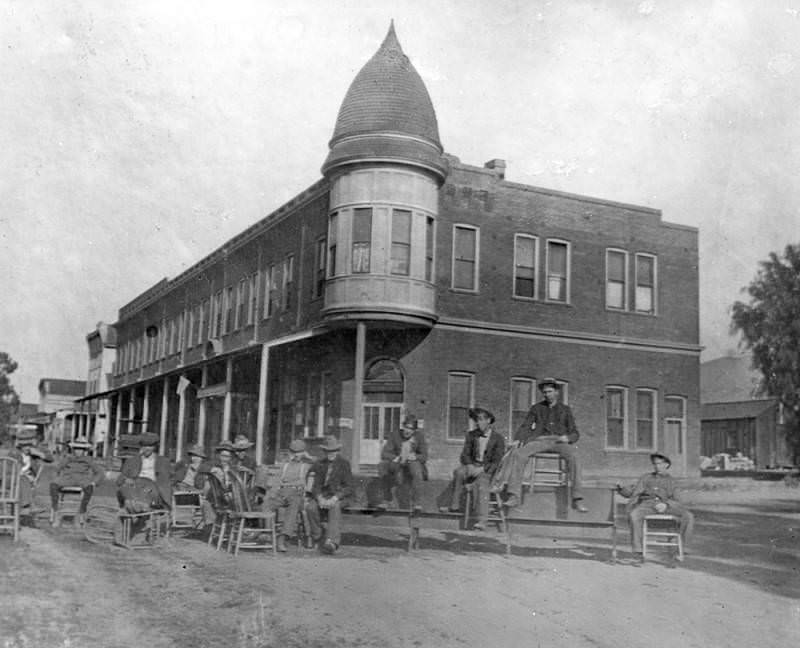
[276, 534, 288, 552]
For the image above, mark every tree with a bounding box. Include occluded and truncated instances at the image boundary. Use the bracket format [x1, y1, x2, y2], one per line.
[731, 243, 800, 464]
[0, 351, 20, 444]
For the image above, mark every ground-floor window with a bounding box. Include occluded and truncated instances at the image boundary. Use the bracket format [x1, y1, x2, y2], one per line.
[448, 372, 474, 440]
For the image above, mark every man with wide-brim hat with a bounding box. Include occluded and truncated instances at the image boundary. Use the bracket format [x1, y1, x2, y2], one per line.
[116, 432, 172, 513]
[10, 433, 53, 513]
[231, 434, 257, 473]
[377, 414, 428, 511]
[172, 444, 211, 491]
[441, 407, 506, 529]
[266, 438, 314, 552]
[492, 377, 588, 513]
[306, 435, 353, 554]
[49, 440, 105, 527]
[616, 452, 694, 564]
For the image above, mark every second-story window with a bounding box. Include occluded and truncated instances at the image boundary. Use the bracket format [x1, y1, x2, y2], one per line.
[390, 209, 411, 276]
[264, 265, 276, 318]
[177, 311, 185, 352]
[635, 253, 656, 314]
[546, 239, 570, 303]
[514, 234, 538, 299]
[225, 286, 234, 333]
[248, 274, 258, 325]
[213, 291, 223, 338]
[606, 249, 628, 310]
[452, 224, 478, 291]
[200, 299, 209, 344]
[425, 217, 434, 282]
[352, 208, 372, 273]
[314, 238, 326, 298]
[327, 213, 338, 278]
[282, 255, 294, 311]
[236, 279, 246, 330]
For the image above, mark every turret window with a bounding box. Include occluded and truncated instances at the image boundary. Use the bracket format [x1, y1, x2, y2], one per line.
[327, 213, 338, 278]
[352, 207, 372, 273]
[390, 209, 411, 275]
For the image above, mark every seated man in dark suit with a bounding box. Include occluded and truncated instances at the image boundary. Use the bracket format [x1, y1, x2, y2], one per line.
[116, 433, 172, 513]
[377, 413, 428, 512]
[305, 435, 353, 555]
[441, 407, 505, 530]
[49, 441, 105, 527]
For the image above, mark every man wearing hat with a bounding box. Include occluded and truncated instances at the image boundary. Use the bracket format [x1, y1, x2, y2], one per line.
[11, 433, 53, 512]
[49, 441, 105, 527]
[116, 432, 172, 512]
[265, 438, 314, 552]
[493, 378, 588, 512]
[377, 414, 428, 511]
[232, 434, 257, 472]
[172, 444, 211, 491]
[617, 453, 695, 563]
[442, 407, 506, 530]
[306, 435, 353, 554]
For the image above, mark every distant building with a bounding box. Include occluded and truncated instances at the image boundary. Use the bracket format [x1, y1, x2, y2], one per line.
[83, 24, 701, 478]
[700, 354, 790, 467]
[37, 378, 86, 450]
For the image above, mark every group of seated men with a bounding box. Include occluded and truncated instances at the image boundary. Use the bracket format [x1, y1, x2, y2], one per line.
[39, 376, 693, 559]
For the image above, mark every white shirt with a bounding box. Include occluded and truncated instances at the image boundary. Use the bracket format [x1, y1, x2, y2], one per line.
[477, 433, 490, 462]
[140, 453, 156, 481]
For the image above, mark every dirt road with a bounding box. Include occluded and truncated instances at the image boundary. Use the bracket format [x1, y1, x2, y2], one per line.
[1, 482, 798, 648]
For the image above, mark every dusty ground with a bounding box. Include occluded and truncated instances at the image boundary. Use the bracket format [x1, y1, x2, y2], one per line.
[1, 480, 798, 648]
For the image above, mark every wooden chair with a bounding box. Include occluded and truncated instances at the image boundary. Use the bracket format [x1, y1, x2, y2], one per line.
[117, 508, 171, 549]
[54, 486, 85, 527]
[0, 457, 21, 542]
[205, 473, 232, 551]
[642, 514, 684, 562]
[227, 472, 276, 556]
[171, 488, 204, 531]
[237, 466, 255, 491]
[463, 481, 510, 554]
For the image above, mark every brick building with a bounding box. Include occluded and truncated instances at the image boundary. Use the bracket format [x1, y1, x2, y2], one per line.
[89, 24, 700, 479]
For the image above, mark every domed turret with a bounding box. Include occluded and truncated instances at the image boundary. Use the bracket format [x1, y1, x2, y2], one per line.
[322, 22, 446, 181]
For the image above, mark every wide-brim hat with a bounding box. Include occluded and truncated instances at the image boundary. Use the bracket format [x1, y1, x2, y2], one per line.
[650, 452, 672, 468]
[401, 414, 418, 431]
[232, 435, 254, 450]
[15, 438, 36, 447]
[538, 377, 560, 391]
[320, 436, 342, 452]
[289, 439, 307, 453]
[138, 433, 160, 447]
[186, 444, 208, 459]
[28, 446, 47, 459]
[468, 407, 495, 424]
[215, 441, 235, 453]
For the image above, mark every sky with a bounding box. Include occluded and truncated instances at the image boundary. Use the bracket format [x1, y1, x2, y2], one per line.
[1, 0, 798, 402]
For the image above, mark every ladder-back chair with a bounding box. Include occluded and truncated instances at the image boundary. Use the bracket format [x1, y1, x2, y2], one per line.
[205, 473, 232, 551]
[227, 472, 276, 556]
[0, 457, 21, 541]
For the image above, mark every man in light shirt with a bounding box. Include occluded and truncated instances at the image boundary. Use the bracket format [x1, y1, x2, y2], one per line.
[265, 438, 314, 552]
[116, 433, 172, 513]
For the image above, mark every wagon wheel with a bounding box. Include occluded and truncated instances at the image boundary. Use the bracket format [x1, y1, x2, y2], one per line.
[83, 504, 119, 546]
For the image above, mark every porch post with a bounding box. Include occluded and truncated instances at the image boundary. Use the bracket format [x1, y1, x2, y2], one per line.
[159, 376, 169, 456]
[176, 375, 186, 461]
[197, 365, 208, 447]
[352, 321, 366, 468]
[255, 344, 269, 465]
[222, 356, 233, 442]
[103, 398, 112, 458]
[142, 382, 150, 435]
[114, 393, 123, 456]
[128, 387, 136, 434]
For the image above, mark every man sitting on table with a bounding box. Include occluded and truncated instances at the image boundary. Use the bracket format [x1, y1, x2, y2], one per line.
[617, 452, 694, 564]
[377, 414, 428, 512]
[116, 433, 172, 513]
[492, 378, 588, 512]
[49, 441, 105, 527]
[266, 438, 314, 552]
[306, 435, 353, 555]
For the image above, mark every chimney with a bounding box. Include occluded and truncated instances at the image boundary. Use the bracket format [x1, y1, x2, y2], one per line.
[484, 159, 506, 180]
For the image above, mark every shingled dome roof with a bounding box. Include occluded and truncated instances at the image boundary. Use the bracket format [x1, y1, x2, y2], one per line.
[322, 23, 447, 181]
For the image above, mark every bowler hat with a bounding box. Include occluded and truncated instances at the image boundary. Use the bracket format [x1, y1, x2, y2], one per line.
[138, 433, 159, 447]
[538, 377, 560, 391]
[215, 441, 235, 453]
[186, 444, 208, 459]
[468, 407, 495, 424]
[650, 452, 672, 468]
[289, 439, 307, 453]
[401, 414, 418, 431]
[319, 436, 342, 452]
[232, 434, 254, 450]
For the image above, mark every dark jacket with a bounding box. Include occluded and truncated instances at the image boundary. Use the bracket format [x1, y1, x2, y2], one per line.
[55, 455, 105, 485]
[515, 400, 580, 445]
[459, 429, 506, 478]
[117, 453, 173, 504]
[309, 455, 353, 502]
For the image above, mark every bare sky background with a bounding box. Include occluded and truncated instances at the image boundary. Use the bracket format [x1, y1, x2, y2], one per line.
[1, 0, 798, 402]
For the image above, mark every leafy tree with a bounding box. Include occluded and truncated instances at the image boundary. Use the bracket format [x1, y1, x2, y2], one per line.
[0, 352, 20, 444]
[731, 244, 800, 464]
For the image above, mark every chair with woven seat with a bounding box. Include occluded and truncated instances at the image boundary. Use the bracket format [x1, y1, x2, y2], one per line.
[0, 457, 21, 541]
[642, 514, 683, 562]
[227, 472, 276, 556]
